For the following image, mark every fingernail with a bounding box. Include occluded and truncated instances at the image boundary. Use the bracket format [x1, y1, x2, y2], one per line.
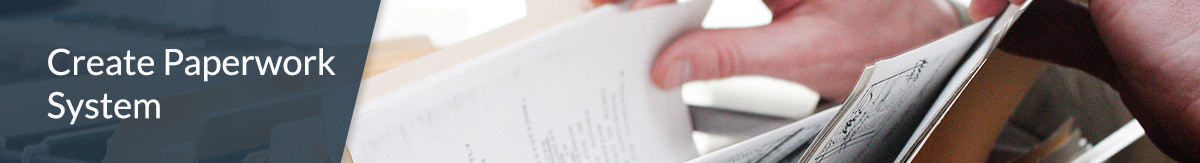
[667, 60, 692, 88]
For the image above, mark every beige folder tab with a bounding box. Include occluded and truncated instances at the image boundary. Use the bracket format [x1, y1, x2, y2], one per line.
[361, 36, 436, 79]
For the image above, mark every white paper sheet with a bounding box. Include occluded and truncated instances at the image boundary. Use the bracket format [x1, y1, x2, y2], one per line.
[345, 1, 712, 162]
[687, 106, 840, 163]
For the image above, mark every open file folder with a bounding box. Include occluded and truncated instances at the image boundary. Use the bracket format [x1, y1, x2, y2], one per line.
[347, 0, 1053, 162]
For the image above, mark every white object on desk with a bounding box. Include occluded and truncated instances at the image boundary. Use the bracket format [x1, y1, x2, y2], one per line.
[682, 76, 819, 119]
[1070, 120, 1144, 163]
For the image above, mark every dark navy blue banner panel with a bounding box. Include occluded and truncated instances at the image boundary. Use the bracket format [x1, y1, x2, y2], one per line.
[0, 0, 380, 162]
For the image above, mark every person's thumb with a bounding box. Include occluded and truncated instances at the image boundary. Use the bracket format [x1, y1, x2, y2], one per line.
[651, 27, 799, 90]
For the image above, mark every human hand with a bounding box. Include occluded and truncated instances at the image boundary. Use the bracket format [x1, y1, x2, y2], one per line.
[971, 0, 1200, 161]
[621, 0, 962, 102]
